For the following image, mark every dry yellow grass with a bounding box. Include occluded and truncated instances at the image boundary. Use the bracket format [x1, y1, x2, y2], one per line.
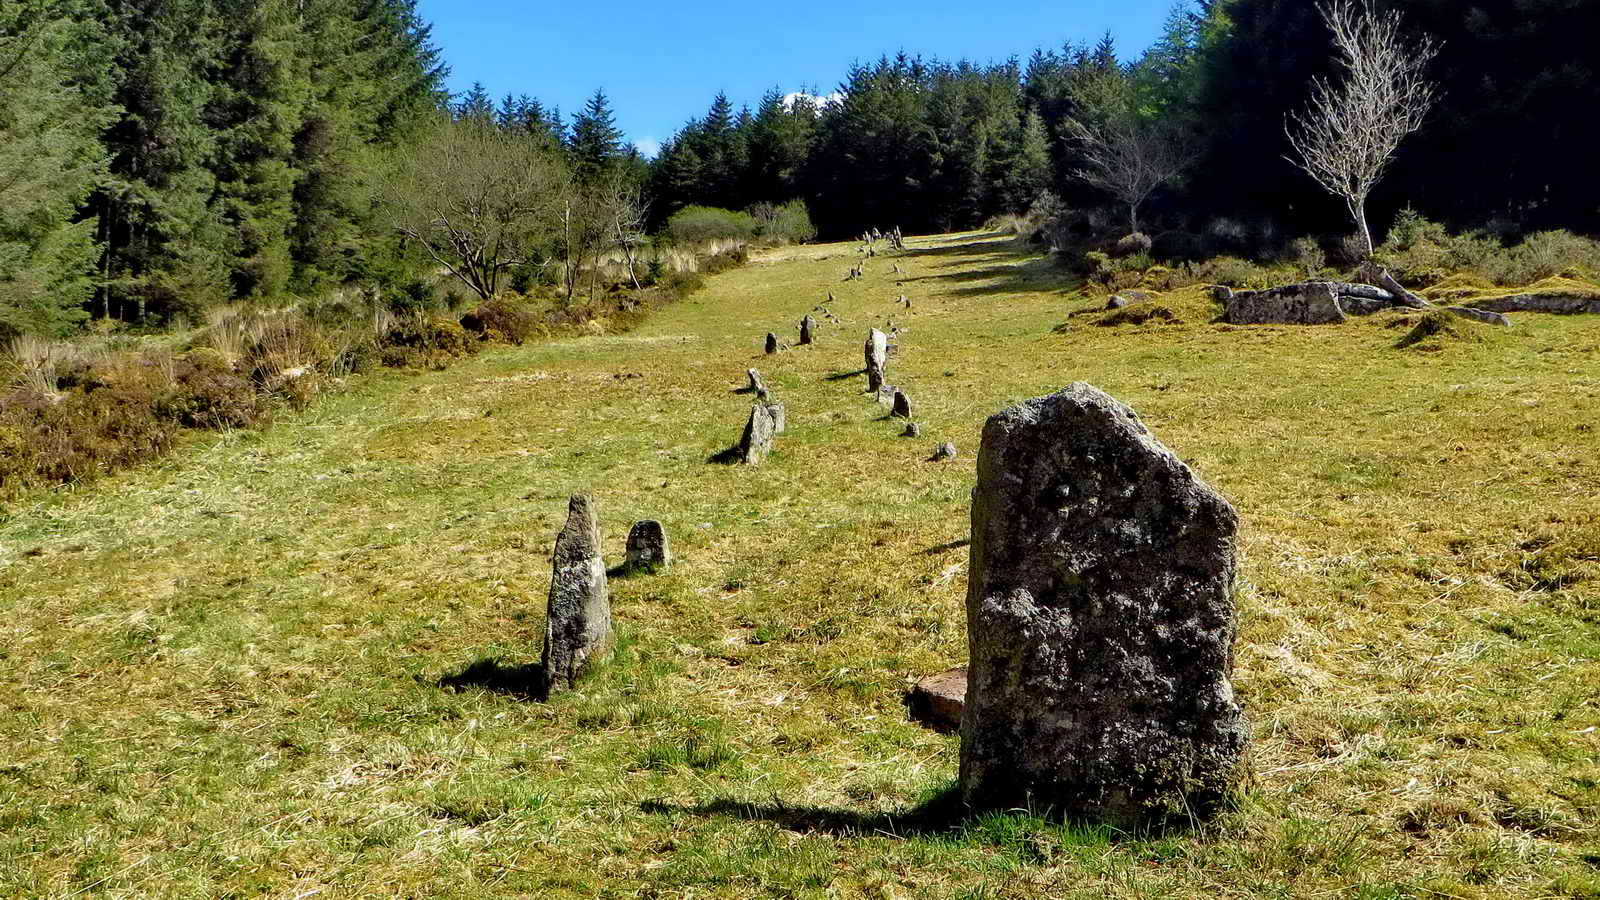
[1, 231, 1597, 898]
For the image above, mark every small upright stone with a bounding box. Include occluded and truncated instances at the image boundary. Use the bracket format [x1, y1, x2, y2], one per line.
[738, 404, 777, 465]
[800, 315, 816, 345]
[865, 328, 888, 392]
[745, 368, 768, 397]
[764, 401, 786, 434]
[540, 494, 614, 698]
[891, 389, 912, 419]
[876, 383, 898, 408]
[931, 442, 957, 461]
[764, 332, 779, 354]
[625, 520, 671, 571]
[903, 422, 921, 438]
[958, 383, 1248, 826]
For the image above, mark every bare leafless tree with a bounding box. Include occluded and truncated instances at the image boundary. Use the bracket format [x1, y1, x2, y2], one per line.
[376, 120, 565, 300]
[604, 180, 648, 291]
[1062, 77, 1196, 235]
[1286, 0, 1439, 258]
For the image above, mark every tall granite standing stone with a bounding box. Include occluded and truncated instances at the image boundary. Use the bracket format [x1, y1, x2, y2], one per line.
[959, 383, 1248, 826]
[800, 315, 816, 345]
[865, 329, 888, 392]
[738, 404, 777, 464]
[625, 519, 671, 571]
[540, 494, 614, 698]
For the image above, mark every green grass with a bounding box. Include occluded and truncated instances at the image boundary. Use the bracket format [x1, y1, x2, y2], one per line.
[2, 231, 1599, 897]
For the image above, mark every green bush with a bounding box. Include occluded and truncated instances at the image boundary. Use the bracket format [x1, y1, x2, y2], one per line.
[750, 200, 817, 245]
[666, 206, 757, 245]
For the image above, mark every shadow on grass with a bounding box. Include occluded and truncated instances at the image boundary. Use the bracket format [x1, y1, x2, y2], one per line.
[438, 658, 546, 701]
[640, 785, 968, 838]
[606, 561, 665, 580]
[921, 538, 971, 555]
[823, 369, 866, 382]
[706, 446, 742, 465]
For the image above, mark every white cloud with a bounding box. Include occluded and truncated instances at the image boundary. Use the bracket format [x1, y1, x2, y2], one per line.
[782, 91, 843, 111]
[633, 137, 661, 159]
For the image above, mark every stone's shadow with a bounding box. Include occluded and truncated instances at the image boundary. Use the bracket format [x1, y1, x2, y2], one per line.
[606, 562, 664, 580]
[921, 538, 971, 555]
[823, 369, 866, 382]
[640, 786, 966, 838]
[732, 385, 760, 395]
[706, 446, 742, 465]
[438, 657, 546, 701]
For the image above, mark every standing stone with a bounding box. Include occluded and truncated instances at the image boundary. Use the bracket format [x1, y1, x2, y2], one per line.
[959, 383, 1248, 826]
[903, 422, 921, 438]
[625, 520, 671, 571]
[891, 389, 912, 419]
[763, 401, 786, 434]
[931, 442, 957, 461]
[800, 315, 816, 345]
[738, 404, 777, 465]
[865, 328, 888, 392]
[765, 332, 779, 354]
[745, 368, 768, 397]
[540, 494, 614, 698]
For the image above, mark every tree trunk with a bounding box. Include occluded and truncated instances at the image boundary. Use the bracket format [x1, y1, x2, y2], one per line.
[1129, 203, 1139, 235]
[1352, 199, 1374, 259]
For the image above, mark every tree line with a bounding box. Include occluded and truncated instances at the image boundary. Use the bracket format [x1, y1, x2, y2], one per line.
[648, 0, 1600, 244]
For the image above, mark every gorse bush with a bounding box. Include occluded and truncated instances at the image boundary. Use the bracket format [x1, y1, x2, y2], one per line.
[1377, 210, 1600, 287]
[749, 200, 817, 245]
[666, 206, 758, 246]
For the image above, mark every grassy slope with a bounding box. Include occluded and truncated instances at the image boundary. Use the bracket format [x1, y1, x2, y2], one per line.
[2, 232, 1598, 898]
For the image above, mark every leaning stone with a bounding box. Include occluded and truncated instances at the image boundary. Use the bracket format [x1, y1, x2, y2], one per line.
[800, 315, 816, 345]
[865, 328, 888, 392]
[540, 494, 614, 697]
[930, 442, 957, 462]
[903, 422, 921, 438]
[891, 389, 912, 419]
[908, 667, 966, 733]
[958, 383, 1248, 826]
[625, 520, 671, 571]
[1223, 282, 1346, 325]
[738, 404, 777, 465]
[764, 332, 779, 354]
[745, 368, 768, 396]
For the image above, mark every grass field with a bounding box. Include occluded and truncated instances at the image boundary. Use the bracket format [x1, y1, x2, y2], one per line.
[2, 231, 1598, 898]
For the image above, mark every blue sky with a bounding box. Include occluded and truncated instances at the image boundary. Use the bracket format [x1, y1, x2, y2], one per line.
[415, 0, 1181, 158]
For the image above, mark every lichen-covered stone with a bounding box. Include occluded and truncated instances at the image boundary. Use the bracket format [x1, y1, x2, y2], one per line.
[540, 494, 613, 697]
[1224, 283, 1346, 325]
[959, 383, 1248, 826]
[738, 404, 777, 465]
[865, 329, 888, 392]
[625, 519, 671, 571]
[891, 389, 912, 419]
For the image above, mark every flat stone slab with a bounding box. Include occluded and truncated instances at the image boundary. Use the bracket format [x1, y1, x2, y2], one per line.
[908, 667, 967, 733]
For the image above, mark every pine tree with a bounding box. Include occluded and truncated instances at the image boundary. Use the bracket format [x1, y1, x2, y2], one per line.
[0, 0, 118, 338]
[569, 89, 622, 183]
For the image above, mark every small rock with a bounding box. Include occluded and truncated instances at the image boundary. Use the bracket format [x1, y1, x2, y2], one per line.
[908, 667, 966, 733]
[931, 442, 957, 461]
[625, 520, 671, 571]
[903, 422, 921, 438]
[891, 389, 912, 419]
